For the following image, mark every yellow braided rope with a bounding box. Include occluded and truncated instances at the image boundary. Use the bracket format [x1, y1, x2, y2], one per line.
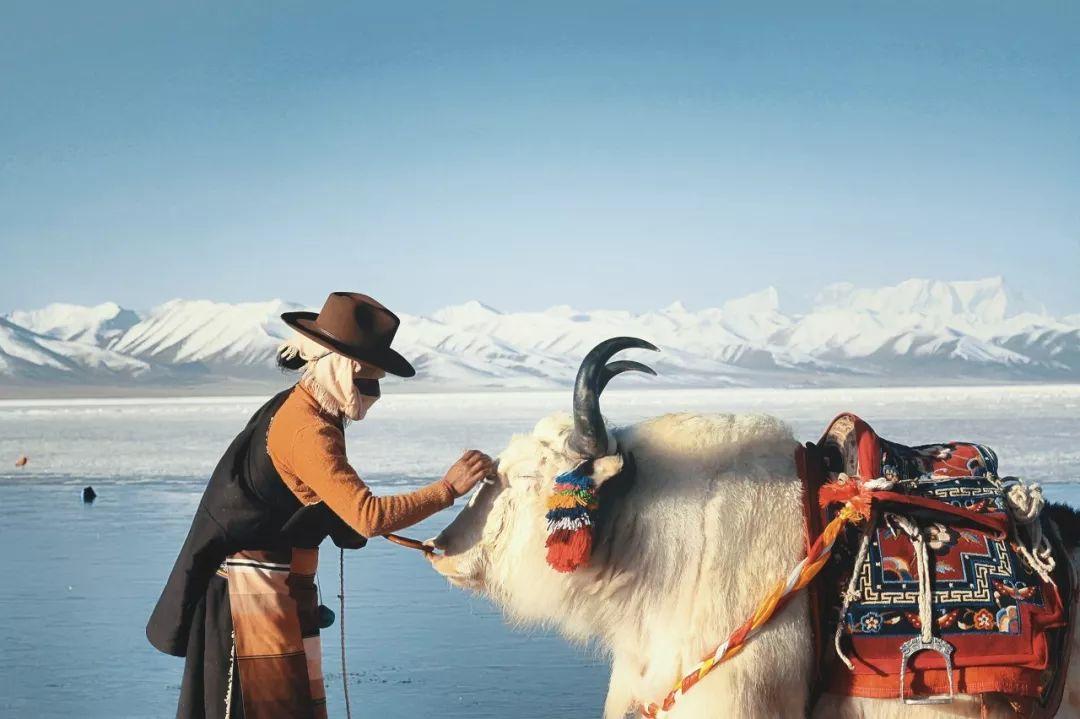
[641, 501, 864, 718]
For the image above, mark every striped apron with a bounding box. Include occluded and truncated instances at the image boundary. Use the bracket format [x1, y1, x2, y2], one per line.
[220, 548, 326, 719]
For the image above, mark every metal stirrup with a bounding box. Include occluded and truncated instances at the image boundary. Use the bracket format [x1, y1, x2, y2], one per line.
[899, 636, 955, 704]
[895, 515, 956, 704]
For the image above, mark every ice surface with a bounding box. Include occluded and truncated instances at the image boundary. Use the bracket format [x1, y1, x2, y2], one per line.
[3, 384, 1079, 486]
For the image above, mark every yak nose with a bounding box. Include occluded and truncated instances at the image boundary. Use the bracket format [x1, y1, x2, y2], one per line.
[424, 535, 446, 553]
[420, 538, 442, 563]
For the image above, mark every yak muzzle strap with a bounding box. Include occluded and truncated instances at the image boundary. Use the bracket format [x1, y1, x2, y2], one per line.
[544, 462, 601, 573]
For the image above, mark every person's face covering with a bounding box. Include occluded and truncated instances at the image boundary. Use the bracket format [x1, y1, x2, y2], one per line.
[351, 364, 384, 421]
[279, 332, 386, 421]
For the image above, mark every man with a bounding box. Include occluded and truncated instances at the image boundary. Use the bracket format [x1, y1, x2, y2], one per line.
[147, 292, 493, 718]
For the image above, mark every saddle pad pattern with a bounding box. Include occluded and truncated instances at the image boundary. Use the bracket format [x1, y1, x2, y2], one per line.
[816, 414, 1066, 699]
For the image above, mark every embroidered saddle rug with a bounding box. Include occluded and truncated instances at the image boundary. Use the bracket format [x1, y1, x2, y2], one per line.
[797, 413, 1075, 712]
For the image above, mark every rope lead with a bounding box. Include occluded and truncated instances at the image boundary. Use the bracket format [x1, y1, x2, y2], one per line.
[339, 547, 352, 719]
[639, 474, 894, 719]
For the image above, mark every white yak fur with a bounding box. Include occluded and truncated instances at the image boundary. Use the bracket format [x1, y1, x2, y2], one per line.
[430, 411, 1080, 718]
[433, 411, 813, 718]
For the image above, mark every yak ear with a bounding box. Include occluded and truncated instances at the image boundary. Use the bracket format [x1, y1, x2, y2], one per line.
[589, 454, 625, 487]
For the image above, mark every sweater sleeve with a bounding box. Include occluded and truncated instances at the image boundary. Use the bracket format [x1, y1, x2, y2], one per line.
[284, 422, 455, 537]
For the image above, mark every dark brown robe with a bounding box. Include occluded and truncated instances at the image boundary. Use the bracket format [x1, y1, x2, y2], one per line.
[147, 388, 358, 718]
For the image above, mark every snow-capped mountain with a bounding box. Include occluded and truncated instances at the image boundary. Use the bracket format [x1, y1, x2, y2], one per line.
[7, 302, 140, 346]
[0, 317, 155, 385]
[107, 299, 305, 374]
[2, 277, 1078, 395]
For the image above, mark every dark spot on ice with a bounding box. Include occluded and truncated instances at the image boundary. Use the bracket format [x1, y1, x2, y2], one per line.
[317, 604, 335, 628]
[83, 486, 97, 503]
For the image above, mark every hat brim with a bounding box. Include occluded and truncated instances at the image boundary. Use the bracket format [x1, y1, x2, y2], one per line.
[281, 311, 416, 378]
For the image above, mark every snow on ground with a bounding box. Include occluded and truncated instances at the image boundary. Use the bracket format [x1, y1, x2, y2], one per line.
[2, 384, 1078, 491]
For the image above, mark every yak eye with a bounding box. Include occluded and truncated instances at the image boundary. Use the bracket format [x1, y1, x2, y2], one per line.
[509, 472, 540, 487]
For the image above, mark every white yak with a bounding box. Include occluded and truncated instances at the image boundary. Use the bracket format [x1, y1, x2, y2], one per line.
[428, 338, 1080, 718]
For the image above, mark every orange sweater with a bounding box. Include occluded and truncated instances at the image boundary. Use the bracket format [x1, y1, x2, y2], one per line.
[267, 383, 455, 537]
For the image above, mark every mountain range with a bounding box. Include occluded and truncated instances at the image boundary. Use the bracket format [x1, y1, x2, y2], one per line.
[2, 278, 1078, 396]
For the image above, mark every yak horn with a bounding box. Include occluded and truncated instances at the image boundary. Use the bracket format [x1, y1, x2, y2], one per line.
[570, 337, 658, 458]
[597, 360, 657, 394]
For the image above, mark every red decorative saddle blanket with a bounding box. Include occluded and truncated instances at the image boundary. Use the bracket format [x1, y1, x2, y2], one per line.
[797, 413, 1075, 710]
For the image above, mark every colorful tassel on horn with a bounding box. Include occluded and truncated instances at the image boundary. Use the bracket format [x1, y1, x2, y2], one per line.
[544, 469, 599, 572]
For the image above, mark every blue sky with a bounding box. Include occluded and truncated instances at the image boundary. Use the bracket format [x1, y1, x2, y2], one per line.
[2, 1, 1078, 315]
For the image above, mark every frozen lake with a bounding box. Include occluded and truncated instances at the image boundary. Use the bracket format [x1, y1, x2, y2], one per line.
[1, 385, 1079, 718]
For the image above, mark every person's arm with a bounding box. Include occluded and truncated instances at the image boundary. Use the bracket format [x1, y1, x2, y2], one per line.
[287, 422, 489, 537]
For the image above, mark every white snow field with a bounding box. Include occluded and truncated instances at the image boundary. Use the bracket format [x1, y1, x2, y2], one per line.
[0, 385, 1077, 718]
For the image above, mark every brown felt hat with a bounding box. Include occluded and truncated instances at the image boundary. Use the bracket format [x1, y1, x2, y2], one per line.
[281, 292, 416, 377]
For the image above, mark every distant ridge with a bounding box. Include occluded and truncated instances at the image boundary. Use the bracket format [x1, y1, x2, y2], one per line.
[3, 277, 1079, 396]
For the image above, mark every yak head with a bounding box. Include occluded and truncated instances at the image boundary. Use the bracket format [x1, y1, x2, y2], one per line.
[427, 337, 657, 626]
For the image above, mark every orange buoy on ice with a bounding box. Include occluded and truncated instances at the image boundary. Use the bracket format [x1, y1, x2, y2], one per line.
[15, 456, 28, 468]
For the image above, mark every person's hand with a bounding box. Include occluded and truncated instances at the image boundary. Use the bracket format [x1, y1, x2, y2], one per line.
[442, 450, 494, 497]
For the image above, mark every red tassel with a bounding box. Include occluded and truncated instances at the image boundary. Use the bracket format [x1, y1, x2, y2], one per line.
[545, 527, 593, 573]
[819, 479, 860, 508]
[818, 477, 873, 520]
[545, 529, 576, 546]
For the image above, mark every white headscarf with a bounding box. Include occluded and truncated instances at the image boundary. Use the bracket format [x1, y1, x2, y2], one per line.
[278, 332, 380, 422]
